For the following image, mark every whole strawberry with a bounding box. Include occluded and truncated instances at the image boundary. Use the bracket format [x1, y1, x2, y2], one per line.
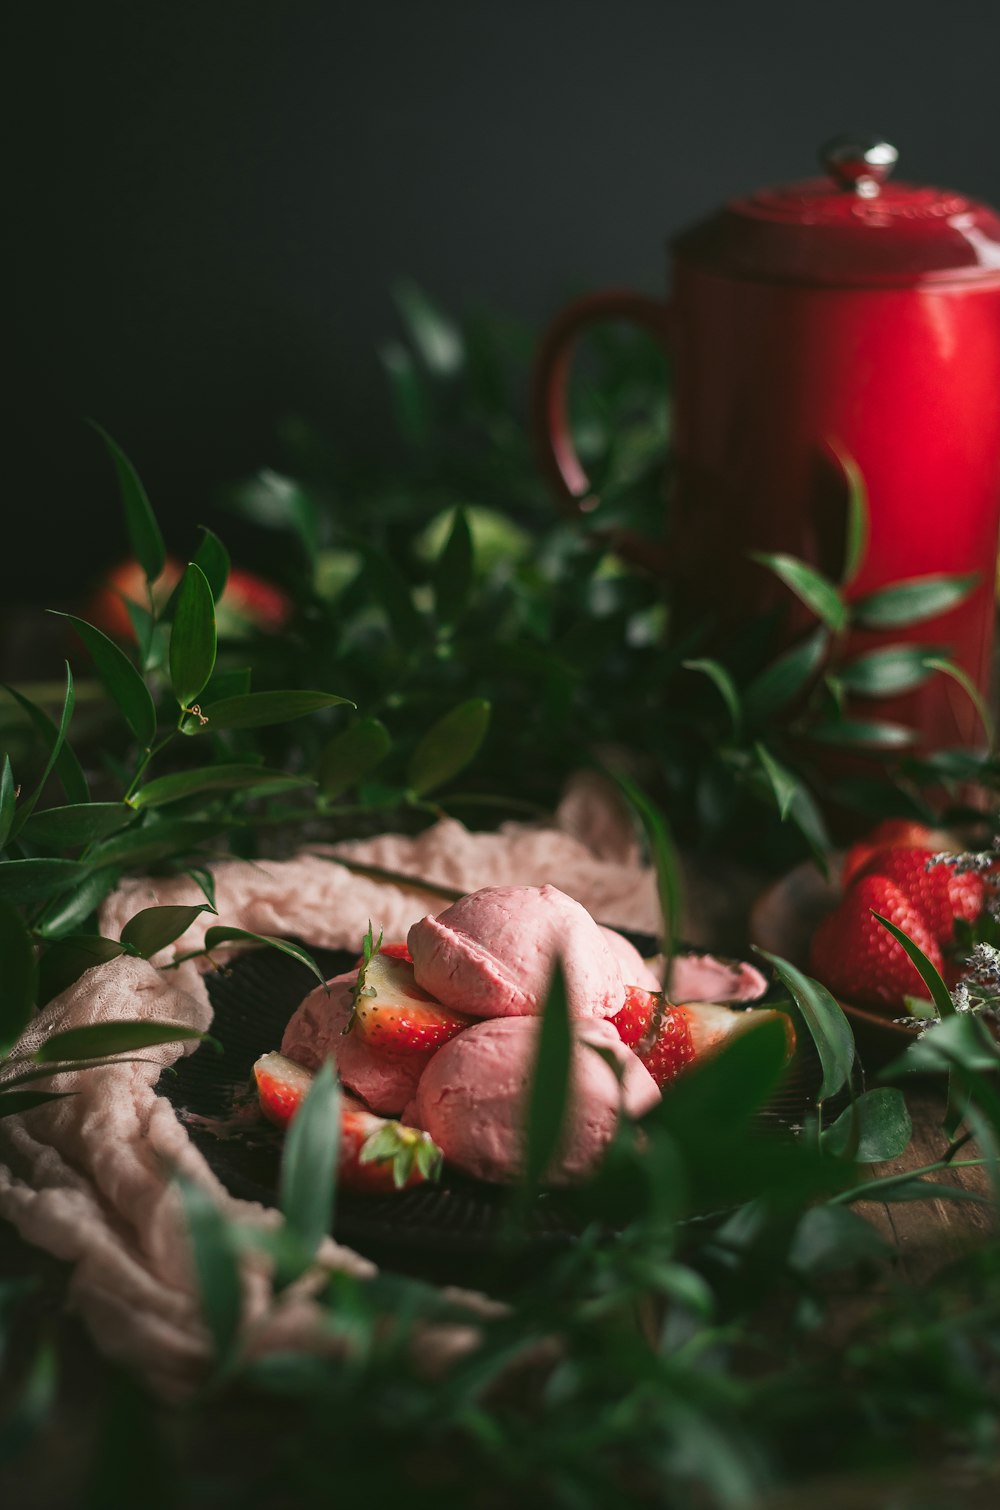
[855, 847, 955, 945]
[613, 984, 695, 1086]
[840, 818, 954, 890]
[808, 874, 944, 1011]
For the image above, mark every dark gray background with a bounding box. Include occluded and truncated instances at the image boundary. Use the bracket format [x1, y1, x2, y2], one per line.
[6, 0, 1000, 601]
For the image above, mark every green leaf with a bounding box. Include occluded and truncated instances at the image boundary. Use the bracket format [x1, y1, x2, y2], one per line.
[223, 470, 318, 561]
[788, 784, 832, 877]
[0, 756, 16, 850]
[433, 507, 473, 627]
[521, 960, 572, 1192]
[169, 563, 217, 709]
[125, 597, 155, 668]
[743, 628, 828, 724]
[853, 572, 979, 629]
[749, 552, 847, 632]
[201, 927, 328, 988]
[193, 526, 231, 602]
[673, 1015, 796, 1131]
[821, 1088, 912, 1163]
[790, 1203, 888, 1274]
[838, 644, 938, 698]
[34, 1019, 205, 1063]
[34, 866, 121, 939]
[828, 442, 869, 586]
[90, 421, 166, 583]
[392, 278, 464, 376]
[202, 666, 252, 704]
[185, 867, 217, 911]
[1, 682, 88, 806]
[120, 904, 215, 958]
[754, 948, 855, 1101]
[9, 663, 76, 831]
[360, 542, 426, 647]
[872, 912, 954, 1018]
[380, 339, 432, 445]
[318, 719, 391, 800]
[187, 690, 354, 733]
[37, 936, 126, 1006]
[921, 657, 995, 748]
[0, 901, 37, 1053]
[804, 718, 918, 749]
[20, 802, 135, 849]
[87, 819, 231, 872]
[131, 765, 313, 809]
[176, 1177, 242, 1370]
[0, 1334, 58, 1459]
[609, 770, 682, 963]
[0, 859, 88, 904]
[754, 743, 799, 821]
[279, 1060, 340, 1259]
[682, 658, 742, 739]
[53, 613, 157, 746]
[407, 698, 491, 796]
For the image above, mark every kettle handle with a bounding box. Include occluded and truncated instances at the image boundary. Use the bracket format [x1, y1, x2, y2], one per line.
[531, 290, 671, 566]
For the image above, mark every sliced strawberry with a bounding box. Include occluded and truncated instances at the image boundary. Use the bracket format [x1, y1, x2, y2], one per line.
[612, 984, 695, 1086]
[351, 952, 473, 1056]
[613, 983, 658, 1050]
[841, 819, 951, 890]
[254, 1051, 313, 1128]
[340, 1102, 443, 1192]
[252, 1053, 442, 1192]
[353, 940, 412, 968]
[808, 874, 945, 1011]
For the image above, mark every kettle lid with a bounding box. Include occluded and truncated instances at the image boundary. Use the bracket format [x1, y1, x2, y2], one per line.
[673, 135, 1000, 287]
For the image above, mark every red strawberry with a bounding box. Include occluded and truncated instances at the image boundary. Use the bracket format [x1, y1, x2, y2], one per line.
[840, 819, 938, 890]
[808, 874, 945, 1011]
[255, 1050, 314, 1127]
[351, 952, 473, 1056]
[252, 1052, 442, 1191]
[855, 847, 954, 944]
[612, 984, 695, 1086]
[948, 869, 986, 927]
[353, 940, 412, 968]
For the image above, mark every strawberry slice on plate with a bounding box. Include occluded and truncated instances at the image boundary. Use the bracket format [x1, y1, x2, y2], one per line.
[252, 1051, 443, 1191]
[613, 984, 793, 1086]
[613, 984, 695, 1086]
[350, 952, 474, 1056]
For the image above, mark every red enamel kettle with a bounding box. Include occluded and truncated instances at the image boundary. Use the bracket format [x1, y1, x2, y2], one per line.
[533, 136, 1000, 749]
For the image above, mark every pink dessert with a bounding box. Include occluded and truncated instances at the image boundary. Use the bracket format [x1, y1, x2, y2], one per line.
[407, 884, 626, 1020]
[598, 925, 662, 993]
[280, 970, 428, 1117]
[404, 1015, 659, 1185]
[272, 883, 779, 1188]
[668, 954, 768, 1004]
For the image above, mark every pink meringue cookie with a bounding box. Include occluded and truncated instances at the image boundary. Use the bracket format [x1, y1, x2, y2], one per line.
[668, 953, 768, 1004]
[407, 1015, 659, 1185]
[280, 970, 427, 1116]
[598, 925, 662, 992]
[407, 884, 626, 1020]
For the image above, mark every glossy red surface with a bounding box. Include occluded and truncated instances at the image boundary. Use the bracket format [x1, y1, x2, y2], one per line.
[676, 177, 1000, 286]
[668, 266, 1000, 746]
[532, 163, 1000, 750]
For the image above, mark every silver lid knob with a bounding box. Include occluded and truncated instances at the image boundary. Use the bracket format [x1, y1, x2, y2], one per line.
[821, 134, 898, 199]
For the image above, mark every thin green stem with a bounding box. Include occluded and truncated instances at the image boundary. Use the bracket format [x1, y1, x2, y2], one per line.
[831, 1157, 990, 1205]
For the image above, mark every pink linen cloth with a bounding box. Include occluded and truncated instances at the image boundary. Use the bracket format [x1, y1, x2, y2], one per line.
[0, 787, 660, 1399]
